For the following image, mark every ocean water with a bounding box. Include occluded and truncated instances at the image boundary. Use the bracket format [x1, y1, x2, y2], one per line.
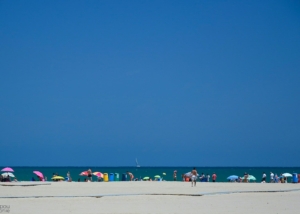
[1, 167, 300, 182]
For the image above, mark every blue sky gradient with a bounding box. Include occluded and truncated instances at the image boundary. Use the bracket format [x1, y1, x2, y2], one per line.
[0, 1, 299, 166]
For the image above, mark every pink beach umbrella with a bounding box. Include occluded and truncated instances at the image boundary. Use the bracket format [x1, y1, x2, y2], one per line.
[93, 172, 103, 178]
[33, 171, 44, 178]
[80, 171, 88, 176]
[1, 167, 14, 172]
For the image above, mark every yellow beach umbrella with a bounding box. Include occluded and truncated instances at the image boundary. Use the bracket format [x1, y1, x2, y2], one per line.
[52, 176, 65, 180]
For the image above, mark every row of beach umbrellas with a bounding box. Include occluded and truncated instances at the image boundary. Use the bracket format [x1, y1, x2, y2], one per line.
[227, 173, 293, 181]
[80, 171, 103, 178]
[1, 168, 164, 181]
[227, 175, 256, 181]
[143, 173, 166, 180]
[79, 171, 166, 180]
[1, 167, 83, 181]
[1, 167, 63, 181]
[2, 167, 295, 182]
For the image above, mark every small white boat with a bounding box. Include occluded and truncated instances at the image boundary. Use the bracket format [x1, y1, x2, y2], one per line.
[136, 158, 140, 167]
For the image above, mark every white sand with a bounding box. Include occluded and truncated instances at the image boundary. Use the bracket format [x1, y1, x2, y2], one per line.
[0, 182, 299, 213]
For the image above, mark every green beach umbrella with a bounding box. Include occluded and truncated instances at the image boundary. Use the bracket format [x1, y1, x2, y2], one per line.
[143, 177, 150, 180]
[241, 175, 256, 181]
[154, 175, 160, 178]
[247, 175, 256, 181]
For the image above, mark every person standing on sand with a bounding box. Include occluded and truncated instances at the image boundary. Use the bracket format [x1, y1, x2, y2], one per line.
[270, 172, 274, 183]
[261, 172, 266, 183]
[243, 172, 249, 183]
[67, 171, 71, 181]
[87, 169, 92, 181]
[173, 170, 177, 181]
[127, 171, 134, 181]
[212, 173, 217, 182]
[191, 167, 197, 187]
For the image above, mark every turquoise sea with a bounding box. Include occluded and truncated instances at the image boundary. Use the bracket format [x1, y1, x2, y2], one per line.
[2, 167, 300, 182]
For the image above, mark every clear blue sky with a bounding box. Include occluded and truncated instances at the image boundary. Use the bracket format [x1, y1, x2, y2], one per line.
[0, 1, 299, 166]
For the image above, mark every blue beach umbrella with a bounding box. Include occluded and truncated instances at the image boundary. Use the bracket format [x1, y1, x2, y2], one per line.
[227, 175, 238, 180]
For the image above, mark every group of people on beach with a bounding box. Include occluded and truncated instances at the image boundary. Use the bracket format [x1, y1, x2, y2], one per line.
[2, 168, 217, 183]
[228, 171, 297, 183]
[179, 168, 217, 186]
[0, 174, 18, 182]
[181, 172, 216, 182]
[263, 172, 292, 183]
[5, 168, 295, 183]
[176, 168, 218, 187]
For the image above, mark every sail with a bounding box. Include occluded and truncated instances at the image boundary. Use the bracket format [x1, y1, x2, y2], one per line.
[136, 158, 140, 167]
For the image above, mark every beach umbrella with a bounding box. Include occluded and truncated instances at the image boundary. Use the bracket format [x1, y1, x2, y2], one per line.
[282, 173, 292, 177]
[247, 175, 256, 181]
[185, 172, 192, 177]
[162, 173, 166, 175]
[1, 167, 14, 172]
[227, 175, 238, 180]
[241, 175, 256, 181]
[52, 176, 65, 180]
[242, 175, 256, 181]
[93, 172, 103, 178]
[33, 171, 44, 178]
[154, 175, 160, 178]
[1, 172, 15, 178]
[143, 177, 150, 180]
[80, 171, 88, 176]
[185, 172, 199, 178]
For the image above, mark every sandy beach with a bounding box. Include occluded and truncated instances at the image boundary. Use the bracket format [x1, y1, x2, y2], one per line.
[0, 182, 299, 213]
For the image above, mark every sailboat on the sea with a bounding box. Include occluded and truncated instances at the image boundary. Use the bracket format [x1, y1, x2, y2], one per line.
[136, 158, 140, 167]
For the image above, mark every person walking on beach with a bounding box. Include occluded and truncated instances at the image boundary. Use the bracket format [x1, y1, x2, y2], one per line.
[173, 170, 177, 181]
[261, 172, 266, 183]
[127, 171, 134, 181]
[212, 173, 217, 182]
[191, 167, 197, 187]
[270, 172, 274, 183]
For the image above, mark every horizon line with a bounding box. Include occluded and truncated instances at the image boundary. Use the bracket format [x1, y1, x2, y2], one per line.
[1, 166, 300, 168]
